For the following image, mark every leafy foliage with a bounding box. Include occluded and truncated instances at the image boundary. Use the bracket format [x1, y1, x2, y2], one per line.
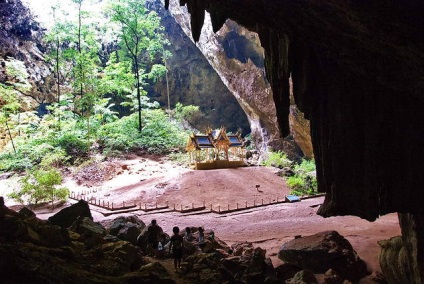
[106, 0, 169, 132]
[174, 102, 202, 125]
[8, 167, 69, 205]
[54, 133, 90, 158]
[287, 159, 318, 196]
[262, 151, 318, 196]
[261, 151, 292, 168]
[98, 109, 189, 154]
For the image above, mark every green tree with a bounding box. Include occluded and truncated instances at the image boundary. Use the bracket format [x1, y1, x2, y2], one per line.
[0, 58, 33, 153]
[8, 167, 69, 205]
[44, 3, 75, 130]
[106, 0, 169, 132]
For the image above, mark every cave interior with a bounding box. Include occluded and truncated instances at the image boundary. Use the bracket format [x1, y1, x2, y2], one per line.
[166, 0, 424, 282]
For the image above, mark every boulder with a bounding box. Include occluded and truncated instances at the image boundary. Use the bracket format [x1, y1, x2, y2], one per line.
[98, 241, 144, 276]
[379, 235, 412, 284]
[193, 242, 276, 284]
[287, 269, 317, 284]
[48, 200, 92, 228]
[0, 207, 69, 247]
[107, 215, 145, 245]
[27, 219, 70, 248]
[278, 231, 368, 281]
[69, 216, 106, 248]
[201, 230, 230, 253]
[323, 269, 343, 284]
[19, 207, 36, 218]
[122, 262, 175, 283]
[274, 263, 302, 283]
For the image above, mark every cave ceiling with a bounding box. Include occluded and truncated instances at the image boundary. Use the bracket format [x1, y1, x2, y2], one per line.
[166, 0, 424, 221]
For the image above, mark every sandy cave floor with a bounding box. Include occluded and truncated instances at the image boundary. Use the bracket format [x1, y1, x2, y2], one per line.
[0, 156, 401, 274]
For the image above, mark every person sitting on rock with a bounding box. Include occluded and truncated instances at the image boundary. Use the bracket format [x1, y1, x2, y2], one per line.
[184, 227, 193, 242]
[169, 226, 184, 272]
[197, 227, 205, 250]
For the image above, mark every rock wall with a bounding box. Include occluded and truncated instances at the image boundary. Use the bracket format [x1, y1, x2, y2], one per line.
[147, 0, 250, 134]
[0, 0, 53, 104]
[0, 0, 54, 151]
[166, 1, 313, 158]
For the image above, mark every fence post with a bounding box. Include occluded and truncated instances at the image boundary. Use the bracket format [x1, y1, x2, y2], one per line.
[245, 201, 247, 208]
[112, 202, 114, 209]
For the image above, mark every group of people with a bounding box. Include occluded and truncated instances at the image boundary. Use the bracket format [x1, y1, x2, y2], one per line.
[144, 219, 207, 272]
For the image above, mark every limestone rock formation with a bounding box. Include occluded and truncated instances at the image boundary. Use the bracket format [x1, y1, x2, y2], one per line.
[165, 1, 313, 158]
[379, 213, 424, 284]
[147, 0, 250, 134]
[166, 2, 278, 153]
[278, 231, 368, 281]
[0, 0, 52, 103]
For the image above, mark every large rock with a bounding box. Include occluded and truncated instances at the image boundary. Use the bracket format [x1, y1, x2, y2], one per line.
[379, 213, 424, 284]
[122, 262, 175, 284]
[106, 215, 146, 245]
[48, 200, 92, 228]
[287, 269, 317, 284]
[69, 216, 106, 247]
[278, 231, 368, 281]
[0, 202, 69, 247]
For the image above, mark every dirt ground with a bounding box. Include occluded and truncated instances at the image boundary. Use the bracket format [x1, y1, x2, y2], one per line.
[0, 156, 401, 276]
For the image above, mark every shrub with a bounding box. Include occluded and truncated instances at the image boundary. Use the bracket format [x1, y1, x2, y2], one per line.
[8, 167, 69, 205]
[98, 110, 189, 155]
[54, 133, 90, 158]
[287, 159, 318, 196]
[40, 149, 69, 168]
[0, 152, 32, 172]
[174, 102, 202, 125]
[262, 151, 292, 168]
